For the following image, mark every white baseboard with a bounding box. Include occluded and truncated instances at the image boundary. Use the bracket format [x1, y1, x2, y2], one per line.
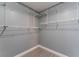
[15, 45, 68, 57]
[38, 45, 68, 57]
[15, 45, 40, 57]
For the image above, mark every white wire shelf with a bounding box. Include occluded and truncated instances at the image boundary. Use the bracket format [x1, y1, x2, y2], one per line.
[0, 26, 40, 31]
[40, 18, 79, 31]
[40, 18, 79, 25]
[0, 26, 40, 37]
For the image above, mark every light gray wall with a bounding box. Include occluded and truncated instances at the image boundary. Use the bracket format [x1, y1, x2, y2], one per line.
[0, 2, 39, 57]
[40, 2, 79, 57]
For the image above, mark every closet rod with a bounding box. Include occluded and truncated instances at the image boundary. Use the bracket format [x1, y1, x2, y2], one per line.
[40, 19, 79, 25]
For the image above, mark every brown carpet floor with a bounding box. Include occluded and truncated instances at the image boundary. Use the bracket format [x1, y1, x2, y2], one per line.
[22, 47, 59, 57]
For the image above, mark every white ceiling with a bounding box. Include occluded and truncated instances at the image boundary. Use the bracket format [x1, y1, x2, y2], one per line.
[22, 2, 59, 12]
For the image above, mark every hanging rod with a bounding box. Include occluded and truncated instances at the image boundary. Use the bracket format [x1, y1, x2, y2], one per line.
[40, 19, 79, 25]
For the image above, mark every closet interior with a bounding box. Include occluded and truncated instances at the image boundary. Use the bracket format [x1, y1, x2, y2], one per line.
[0, 2, 79, 57]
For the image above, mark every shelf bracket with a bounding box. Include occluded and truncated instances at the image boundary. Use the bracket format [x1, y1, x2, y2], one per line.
[0, 26, 8, 36]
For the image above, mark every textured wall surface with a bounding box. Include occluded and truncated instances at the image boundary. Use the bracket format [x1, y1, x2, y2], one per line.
[0, 2, 39, 57]
[40, 2, 79, 57]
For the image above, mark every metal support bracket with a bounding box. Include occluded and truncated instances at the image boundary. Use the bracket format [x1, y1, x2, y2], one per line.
[0, 26, 8, 36]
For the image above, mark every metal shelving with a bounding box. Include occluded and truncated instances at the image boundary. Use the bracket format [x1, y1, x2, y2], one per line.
[40, 18, 79, 31]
